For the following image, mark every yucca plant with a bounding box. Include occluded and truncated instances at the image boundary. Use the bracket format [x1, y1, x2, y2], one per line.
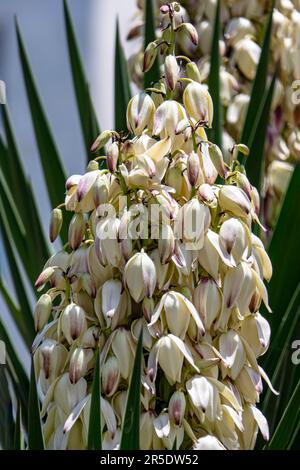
[0, 0, 299, 450]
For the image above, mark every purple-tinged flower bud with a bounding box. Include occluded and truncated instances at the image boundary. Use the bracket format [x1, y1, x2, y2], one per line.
[124, 252, 156, 302]
[38, 339, 67, 381]
[177, 23, 198, 46]
[168, 391, 186, 426]
[49, 208, 63, 243]
[164, 55, 180, 91]
[68, 213, 85, 250]
[107, 142, 119, 173]
[102, 356, 121, 396]
[61, 303, 87, 344]
[126, 92, 155, 136]
[91, 130, 113, 153]
[198, 183, 216, 204]
[35, 267, 56, 291]
[34, 293, 52, 331]
[183, 82, 213, 127]
[218, 185, 251, 218]
[69, 347, 93, 384]
[187, 151, 201, 186]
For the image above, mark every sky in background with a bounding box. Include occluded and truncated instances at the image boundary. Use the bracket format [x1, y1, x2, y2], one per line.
[0, 0, 137, 369]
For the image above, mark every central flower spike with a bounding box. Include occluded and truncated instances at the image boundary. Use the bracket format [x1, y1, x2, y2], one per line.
[34, 1, 275, 451]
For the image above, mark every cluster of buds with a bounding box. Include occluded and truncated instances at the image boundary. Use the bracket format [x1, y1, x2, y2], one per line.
[128, 0, 299, 231]
[33, 6, 276, 450]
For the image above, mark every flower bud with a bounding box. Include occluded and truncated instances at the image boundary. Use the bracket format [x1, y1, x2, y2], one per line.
[219, 218, 248, 263]
[148, 334, 198, 385]
[165, 163, 191, 200]
[186, 375, 219, 423]
[160, 4, 169, 14]
[187, 151, 202, 186]
[158, 224, 175, 264]
[69, 347, 93, 384]
[183, 81, 213, 126]
[175, 198, 210, 249]
[197, 20, 213, 55]
[61, 303, 87, 344]
[149, 291, 204, 339]
[77, 170, 100, 205]
[240, 313, 271, 357]
[131, 318, 153, 350]
[126, 92, 155, 135]
[164, 55, 180, 91]
[186, 62, 202, 83]
[235, 366, 262, 403]
[233, 173, 251, 201]
[92, 175, 109, 207]
[124, 252, 156, 302]
[112, 390, 127, 424]
[111, 328, 135, 380]
[54, 373, 87, 416]
[197, 184, 215, 204]
[68, 213, 85, 250]
[107, 142, 119, 173]
[82, 273, 97, 298]
[96, 217, 123, 268]
[120, 236, 133, 261]
[49, 208, 63, 242]
[193, 278, 221, 330]
[224, 17, 256, 47]
[143, 41, 158, 73]
[219, 330, 246, 380]
[44, 251, 69, 289]
[218, 185, 251, 218]
[227, 94, 249, 133]
[142, 297, 155, 322]
[140, 411, 156, 450]
[234, 38, 261, 81]
[34, 293, 52, 331]
[100, 279, 123, 327]
[193, 435, 225, 450]
[208, 144, 227, 179]
[168, 391, 186, 426]
[38, 339, 67, 381]
[175, 118, 190, 135]
[102, 356, 121, 396]
[153, 100, 187, 137]
[35, 266, 56, 291]
[80, 326, 101, 348]
[267, 161, 293, 197]
[251, 234, 272, 282]
[91, 130, 113, 152]
[87, 160, 99, 173]
[177, 23, 198, 46]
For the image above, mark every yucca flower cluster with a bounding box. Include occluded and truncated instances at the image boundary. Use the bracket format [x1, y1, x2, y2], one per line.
[128, 0, 299, 229]
[33, 3, 276, 450]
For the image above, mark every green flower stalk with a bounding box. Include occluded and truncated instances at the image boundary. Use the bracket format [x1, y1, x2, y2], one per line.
[33, 4, 276, 450]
